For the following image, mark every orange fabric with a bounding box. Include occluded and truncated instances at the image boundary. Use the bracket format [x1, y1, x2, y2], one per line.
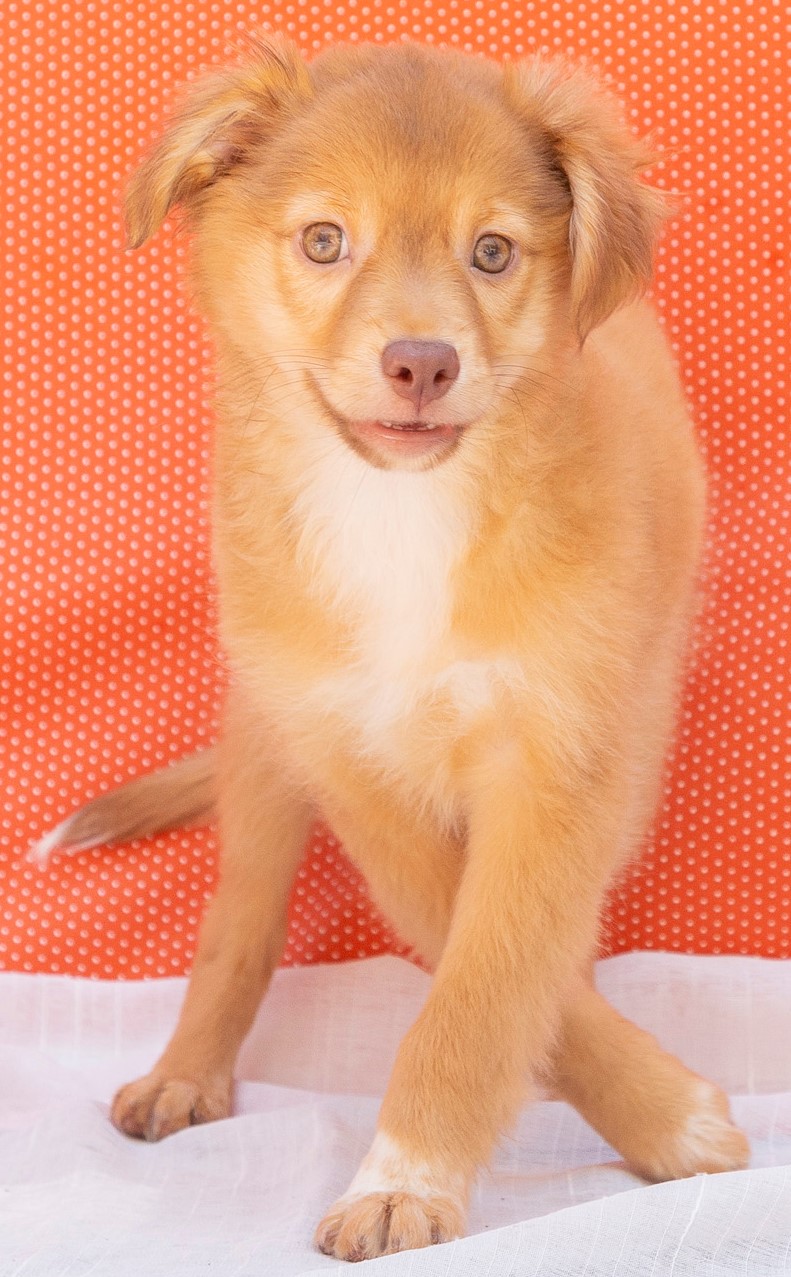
[1, 1, 788, 977]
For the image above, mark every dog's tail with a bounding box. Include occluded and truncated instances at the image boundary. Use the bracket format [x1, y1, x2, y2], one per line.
[28, 748, 217, 866]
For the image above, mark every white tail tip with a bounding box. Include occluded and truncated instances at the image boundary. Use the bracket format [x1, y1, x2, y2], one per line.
[27, 819, 94, 868]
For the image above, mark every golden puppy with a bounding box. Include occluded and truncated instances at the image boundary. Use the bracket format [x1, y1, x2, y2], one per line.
[36, 36, 749, 1260]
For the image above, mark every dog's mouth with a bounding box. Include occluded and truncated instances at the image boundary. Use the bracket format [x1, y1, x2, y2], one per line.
[305, 374, 465, 467]
[350, 418, 461, 455]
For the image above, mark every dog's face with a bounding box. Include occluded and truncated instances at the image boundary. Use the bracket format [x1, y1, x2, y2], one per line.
[126, 39, 667, 472]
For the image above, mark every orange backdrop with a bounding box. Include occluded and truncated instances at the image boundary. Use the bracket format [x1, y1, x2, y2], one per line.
[1, 0, 788, 977]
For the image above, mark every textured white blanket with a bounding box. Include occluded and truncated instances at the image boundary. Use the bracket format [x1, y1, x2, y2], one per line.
[1, 953, 789, 1274]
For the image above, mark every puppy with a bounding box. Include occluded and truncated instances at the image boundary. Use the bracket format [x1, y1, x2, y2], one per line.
[35, 36, 749, 1260]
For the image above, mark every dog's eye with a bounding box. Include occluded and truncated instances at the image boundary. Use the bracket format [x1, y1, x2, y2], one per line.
[472, 234, 513, 275]
[301, 222, 347, 264]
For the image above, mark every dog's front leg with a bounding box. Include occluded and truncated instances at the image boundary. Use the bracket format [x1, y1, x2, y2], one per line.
[112, 689, 312, 1141]
[547, 975, 749, 1180]
[316, 738, 616, 1260]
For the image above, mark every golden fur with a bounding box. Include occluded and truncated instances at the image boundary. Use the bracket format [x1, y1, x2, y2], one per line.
[41, 36, 749, 1259]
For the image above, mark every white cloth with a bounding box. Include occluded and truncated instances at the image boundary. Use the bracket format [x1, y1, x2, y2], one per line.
[1, 953, 789, 1274]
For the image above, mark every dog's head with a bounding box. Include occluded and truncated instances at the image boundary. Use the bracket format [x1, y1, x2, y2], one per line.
[126, 37, 668, 472]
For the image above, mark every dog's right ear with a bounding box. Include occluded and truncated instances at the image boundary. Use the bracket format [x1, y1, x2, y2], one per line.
[505, 59, 670, 342]
[125, 35, 312, 249]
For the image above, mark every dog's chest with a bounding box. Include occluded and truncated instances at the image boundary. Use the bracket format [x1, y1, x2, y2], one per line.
[290, 452, 505, 757]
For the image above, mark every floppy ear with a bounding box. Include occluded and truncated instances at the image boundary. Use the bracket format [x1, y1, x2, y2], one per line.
[506, 60, 671, 341]
[125, 35, 312, 249]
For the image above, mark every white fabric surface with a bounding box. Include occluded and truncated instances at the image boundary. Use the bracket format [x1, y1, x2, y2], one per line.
[1, 953, 789, 1274]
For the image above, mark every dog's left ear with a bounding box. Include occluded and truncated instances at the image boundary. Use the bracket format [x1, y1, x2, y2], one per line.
[125, 34, 313, 249]
[505, 60, 671, 341]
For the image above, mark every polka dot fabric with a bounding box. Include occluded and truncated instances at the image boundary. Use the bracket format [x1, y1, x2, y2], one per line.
[1, 0, 788, 977]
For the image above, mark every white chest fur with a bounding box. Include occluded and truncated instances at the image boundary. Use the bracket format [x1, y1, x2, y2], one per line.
[290, 446, 486, 757]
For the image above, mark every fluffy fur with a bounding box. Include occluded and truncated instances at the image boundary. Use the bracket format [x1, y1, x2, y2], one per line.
[37, 36, 749, 1259]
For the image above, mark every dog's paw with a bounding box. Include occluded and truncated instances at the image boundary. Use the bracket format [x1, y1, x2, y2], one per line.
[314, 1130, 468, 1259]
[314, 1191, 463, 1261]
[111, 1073, 230, 1142]
[629, 1080, 750, 1182]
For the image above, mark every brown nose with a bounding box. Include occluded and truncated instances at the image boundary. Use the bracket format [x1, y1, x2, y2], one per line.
[381, 339, 460, 410]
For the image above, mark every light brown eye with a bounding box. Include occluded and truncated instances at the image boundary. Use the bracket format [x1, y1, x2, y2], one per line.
[301, 222, 346, 264]
[472, 233, 513, 275]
